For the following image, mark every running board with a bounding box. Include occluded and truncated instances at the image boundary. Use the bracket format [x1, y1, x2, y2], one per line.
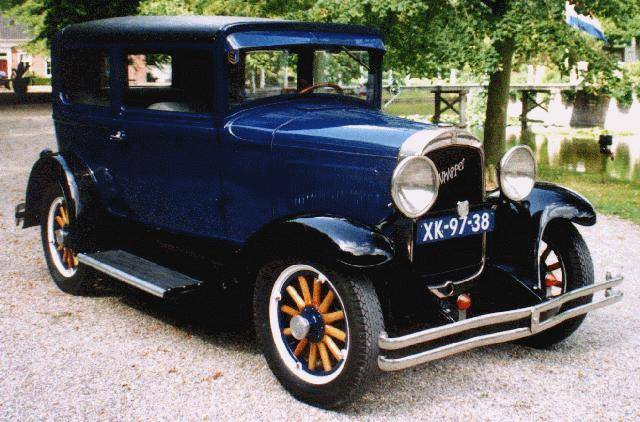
[77, 250, 203, 298]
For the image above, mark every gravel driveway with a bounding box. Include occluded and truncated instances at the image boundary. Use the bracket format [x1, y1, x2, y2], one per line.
[1, 104, 638, 420]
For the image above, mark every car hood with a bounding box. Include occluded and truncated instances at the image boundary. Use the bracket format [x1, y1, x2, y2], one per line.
[226, 97, 435, 158]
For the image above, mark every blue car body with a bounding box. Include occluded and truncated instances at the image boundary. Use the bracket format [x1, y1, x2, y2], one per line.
[20, 16, 596, 301]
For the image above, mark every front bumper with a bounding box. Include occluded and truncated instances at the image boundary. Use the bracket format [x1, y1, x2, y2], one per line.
[378, 273, 623, 371]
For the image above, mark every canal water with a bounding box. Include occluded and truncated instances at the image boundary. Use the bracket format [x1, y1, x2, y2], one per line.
[473, 127, 640, 184]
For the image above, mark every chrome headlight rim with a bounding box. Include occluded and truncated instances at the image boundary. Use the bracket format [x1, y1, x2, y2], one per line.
[391, 155, 440, 219]
[499, 145, 537, 202]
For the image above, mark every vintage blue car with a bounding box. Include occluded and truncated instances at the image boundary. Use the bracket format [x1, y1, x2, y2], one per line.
[15, 16, 623, 408]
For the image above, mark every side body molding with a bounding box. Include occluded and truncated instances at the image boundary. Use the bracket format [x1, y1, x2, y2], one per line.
[244, 215, 395, 268]
[488, 182, 596, 291]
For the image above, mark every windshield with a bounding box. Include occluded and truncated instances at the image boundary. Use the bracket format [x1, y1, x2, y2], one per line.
[228, 47, 378, 108]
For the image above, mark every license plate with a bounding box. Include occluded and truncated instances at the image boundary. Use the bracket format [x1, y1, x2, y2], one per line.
[416, 209, 495, 244]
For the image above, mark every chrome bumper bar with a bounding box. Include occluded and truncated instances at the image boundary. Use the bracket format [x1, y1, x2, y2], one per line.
[378, 273, 623, 371]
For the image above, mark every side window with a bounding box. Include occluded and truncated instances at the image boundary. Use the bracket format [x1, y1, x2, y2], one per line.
[61, 49, 110, 107]
[228, 50, 298, 107]
[124, 50, 213, 114]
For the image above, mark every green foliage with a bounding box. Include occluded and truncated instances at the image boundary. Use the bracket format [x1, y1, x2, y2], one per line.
[1, 0, 139, 50]
[29, 76, 51, 85]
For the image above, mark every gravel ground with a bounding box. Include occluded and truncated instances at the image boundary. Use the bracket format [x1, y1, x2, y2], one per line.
[1, 104, 638, 420]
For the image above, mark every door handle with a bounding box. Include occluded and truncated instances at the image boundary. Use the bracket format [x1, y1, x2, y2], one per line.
[109, 130, 126, 144]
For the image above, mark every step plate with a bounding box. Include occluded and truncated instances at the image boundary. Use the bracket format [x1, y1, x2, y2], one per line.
[78, 250, 203, 298]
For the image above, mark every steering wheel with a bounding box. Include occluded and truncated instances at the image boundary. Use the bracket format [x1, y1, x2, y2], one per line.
[299, 82, 344, 95]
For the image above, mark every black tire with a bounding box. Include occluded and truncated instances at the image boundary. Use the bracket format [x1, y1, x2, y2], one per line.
[253, 258, 383, 409]
[519, 220, 594, 348]
[40, 184, 96, 295]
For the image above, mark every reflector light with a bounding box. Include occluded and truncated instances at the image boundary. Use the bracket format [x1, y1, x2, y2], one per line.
[457, 294, 471, 311]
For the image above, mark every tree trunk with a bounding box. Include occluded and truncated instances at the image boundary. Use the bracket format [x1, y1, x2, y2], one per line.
[483, 38, 515, 167]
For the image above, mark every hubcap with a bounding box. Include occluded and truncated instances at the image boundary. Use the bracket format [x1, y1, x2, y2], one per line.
[268, 265, 349, 385]
[290, 315, 310, 340]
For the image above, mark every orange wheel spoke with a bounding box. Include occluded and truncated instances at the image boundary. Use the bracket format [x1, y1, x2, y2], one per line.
[308, 342, 318, 371]
[298, 276, 312, 306]
[323, 335, 342, 361]
[67, 250, 75, 269]
[286, 285, 306, 310]
[547, 261, 561, 271]
[283, 327, 292, 336]
[60, 206, 69, 225]
[317, 342, 332, 371]
[322, 310, 344, 324]
[293, 338, 308, 357]
[312, 278, 321, 306]
[61, 249, 68, 266]
[318, 290, 335, 313]
[55, 216, 66, 228]
[280, 305, 299, 318]
[325, 324, 346, 342]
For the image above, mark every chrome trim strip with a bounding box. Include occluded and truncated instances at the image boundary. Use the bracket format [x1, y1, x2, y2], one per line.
[399, 128, 482, 160]
[77, 253, 166, 298]
[53, 155, 82, 217]
[378, 275, 623, 371]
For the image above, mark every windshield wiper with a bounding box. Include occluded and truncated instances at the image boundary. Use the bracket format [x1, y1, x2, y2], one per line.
[340, 46, 369, 71]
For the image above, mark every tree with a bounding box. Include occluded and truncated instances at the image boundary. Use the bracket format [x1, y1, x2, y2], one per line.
[0, 0, 139, 52]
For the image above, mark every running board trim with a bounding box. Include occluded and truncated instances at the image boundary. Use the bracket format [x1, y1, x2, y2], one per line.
[78, 252, 166, 297]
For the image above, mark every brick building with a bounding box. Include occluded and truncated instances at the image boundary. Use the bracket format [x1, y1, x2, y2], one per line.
[0, 16, 50, 79]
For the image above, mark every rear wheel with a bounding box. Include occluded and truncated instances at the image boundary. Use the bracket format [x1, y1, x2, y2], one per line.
[520, 220, 594, 348]
[40, 185, 96, 295]
[253, 259, 383, 408]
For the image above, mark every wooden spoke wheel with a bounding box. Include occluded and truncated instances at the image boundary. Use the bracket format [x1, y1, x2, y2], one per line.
[269, 265, 350, 384]
[519, 221, 594, 349]
[46, 196, 78, 278]
[539, 239, 566, 299]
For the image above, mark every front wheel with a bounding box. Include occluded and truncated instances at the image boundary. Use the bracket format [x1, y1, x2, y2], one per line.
[253, 259, 383, 408]
[519, 220, 594, 348]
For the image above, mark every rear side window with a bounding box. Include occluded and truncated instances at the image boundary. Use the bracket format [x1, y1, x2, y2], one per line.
[124, 50, 214, 114]
[61, 49, 110, 107]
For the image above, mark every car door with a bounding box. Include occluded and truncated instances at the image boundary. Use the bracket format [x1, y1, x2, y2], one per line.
[107, 45, 223, 238]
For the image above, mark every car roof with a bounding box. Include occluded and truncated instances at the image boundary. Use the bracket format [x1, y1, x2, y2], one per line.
[58, 16, 383, 44]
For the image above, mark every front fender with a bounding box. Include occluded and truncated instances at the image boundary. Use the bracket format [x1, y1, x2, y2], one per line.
[488, 182, 596, 290]
[245, 215, 395, 269]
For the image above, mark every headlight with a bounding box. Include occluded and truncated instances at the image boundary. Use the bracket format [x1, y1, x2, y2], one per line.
[391, 156, 439, 218]
[499, 145, 536, 201]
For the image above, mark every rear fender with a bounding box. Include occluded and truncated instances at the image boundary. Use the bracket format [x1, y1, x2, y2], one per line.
[23, 150, 94, 228]
[488, 182, 596, 291]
